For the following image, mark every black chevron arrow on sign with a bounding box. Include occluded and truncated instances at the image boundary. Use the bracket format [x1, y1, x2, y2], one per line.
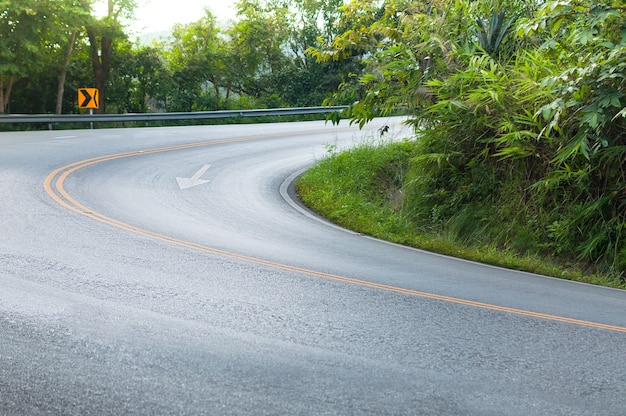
[80, 89, 93, 107]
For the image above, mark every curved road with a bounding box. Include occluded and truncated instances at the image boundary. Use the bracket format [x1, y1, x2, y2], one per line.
[1, 119, 625, 415]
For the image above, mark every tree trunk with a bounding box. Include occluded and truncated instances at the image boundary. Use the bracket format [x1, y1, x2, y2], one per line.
[56, 31, 77, 114]
[0, 75, 4, 114]
[0, 74, 14, 114]
[86, 27, 112, 114]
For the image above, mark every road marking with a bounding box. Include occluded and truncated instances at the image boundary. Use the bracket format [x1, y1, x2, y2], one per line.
[43, 134, 626, 334]
[176, 164, 211, 189]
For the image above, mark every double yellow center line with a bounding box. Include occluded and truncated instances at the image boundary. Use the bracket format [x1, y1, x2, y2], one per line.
[43, 135, 626, 334]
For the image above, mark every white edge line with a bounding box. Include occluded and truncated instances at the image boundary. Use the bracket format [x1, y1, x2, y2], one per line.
[279, 167, 626, 294]
[279, 167, 361, 235]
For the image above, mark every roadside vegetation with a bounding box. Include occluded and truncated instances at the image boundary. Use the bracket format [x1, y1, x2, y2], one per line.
[298, 140, 626, 289]
[298, 0, 626, 288]
[1, 0, 356, 118]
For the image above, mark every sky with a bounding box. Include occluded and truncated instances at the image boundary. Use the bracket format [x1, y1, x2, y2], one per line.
[96, 0, 239, 36]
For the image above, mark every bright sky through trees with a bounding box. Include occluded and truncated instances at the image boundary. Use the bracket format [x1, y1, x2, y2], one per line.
[94, 0, 238, 34]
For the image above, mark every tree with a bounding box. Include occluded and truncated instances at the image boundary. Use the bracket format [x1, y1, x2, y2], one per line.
[0, 0, 54, 113]
[227, 0, 291, 102]
[83, 0, 136, 113]
[164, 8, 228, 111]
[0, 0, 95, 114]
[225, 0, 354, 107]
[108, 42, 171, 113]
[54, 1, 91, 114]
[277, 0, 358, 106]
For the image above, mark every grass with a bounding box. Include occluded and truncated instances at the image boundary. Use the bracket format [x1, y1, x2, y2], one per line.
[296, 140, 626, 290]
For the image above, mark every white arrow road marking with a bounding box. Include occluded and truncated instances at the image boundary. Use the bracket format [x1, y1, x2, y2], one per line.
[176, 164, 211, 190]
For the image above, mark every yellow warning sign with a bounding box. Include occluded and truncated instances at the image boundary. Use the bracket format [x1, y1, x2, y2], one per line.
[78, 88, 99, 109]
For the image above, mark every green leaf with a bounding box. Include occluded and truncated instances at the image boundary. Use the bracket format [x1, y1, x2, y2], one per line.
[575, 29, 595, 45]
[554, 131, 591, 163]
[612, 107, 626, 120]
[493, 146, 533, 160]
[597, 90, 624, 109]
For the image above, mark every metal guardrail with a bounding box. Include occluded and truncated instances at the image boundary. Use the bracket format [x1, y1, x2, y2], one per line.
[0, 106, 347, 129]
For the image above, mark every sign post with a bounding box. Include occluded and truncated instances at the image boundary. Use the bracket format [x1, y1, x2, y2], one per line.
[78, 88, 99, 129]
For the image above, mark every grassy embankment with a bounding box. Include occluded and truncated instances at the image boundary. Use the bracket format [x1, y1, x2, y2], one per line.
[296, 139, 626, 290]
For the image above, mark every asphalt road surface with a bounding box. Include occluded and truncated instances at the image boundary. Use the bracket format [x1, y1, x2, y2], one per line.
[1, 119, 625, 415]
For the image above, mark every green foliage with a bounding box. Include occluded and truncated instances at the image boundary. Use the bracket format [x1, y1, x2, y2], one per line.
[0, 0, 88, 112]
[107, 42, 171, 112]
[476, 9, 518, 59]
[160, 9, 229, 111]
[297, 139, 417, 237]
[516, 0, 626, 271]
[307, 0, 626, 281]
[297, 140, 623, 287]
[3, 0, 352, 114]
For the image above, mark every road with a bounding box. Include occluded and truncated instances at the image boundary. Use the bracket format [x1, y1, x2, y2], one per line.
[1, 119, 625, 415]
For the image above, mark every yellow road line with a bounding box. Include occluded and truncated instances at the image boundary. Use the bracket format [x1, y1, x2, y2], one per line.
[43, 135, 626, 334]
